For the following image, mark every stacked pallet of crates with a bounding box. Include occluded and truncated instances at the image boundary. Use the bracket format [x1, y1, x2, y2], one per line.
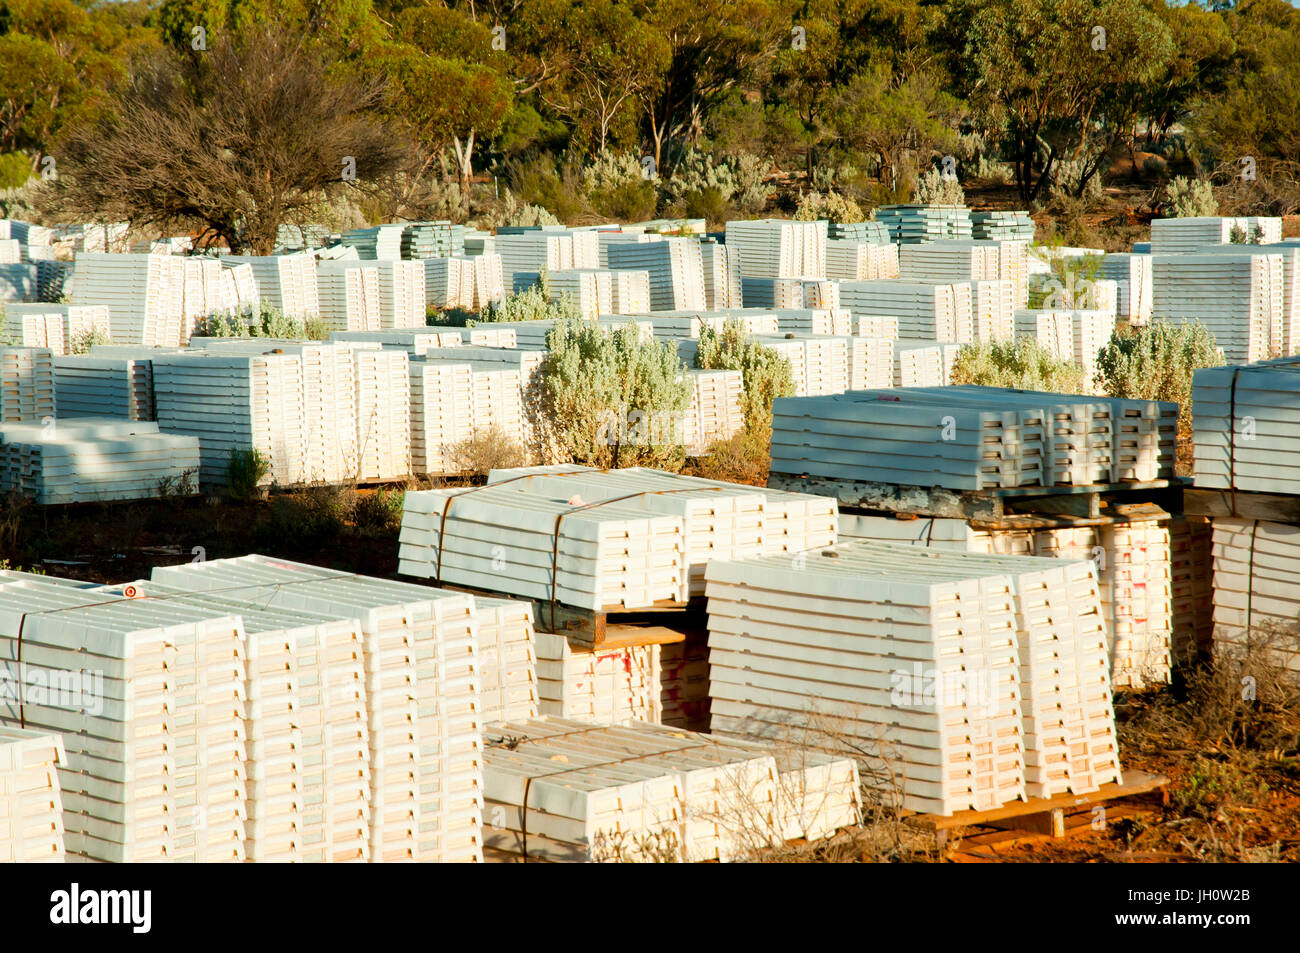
[317, 260, 381, 331]
[1169, 516, 1215, 663]
[1151, 253, 1282, 363]
[839, 280, 971, 343]
[606, 239, 706, 311]
[400, 221, 457, 259]
[724, 220, 826, 278]
[71, 253, 185, 346]
[546, 269, 606, 317]
[534, 633, 662, 723]
[1098, 253, 1152, 324]
[224, 254, 318, 321]
[376, 260, 426, 329]
[610, 269, 651, 313]
[0, 579, 248, 861]
[0, 420, 200, 504]
[1192, 243, 1300, 356]
[484, 718, 839, 862]
[971, 211, 1035, 242]
[53, 355, 154, 421]
[6, 305, 111, 354]
[825, 240, 899, 280]
[341, 225, 405, 259]
[153, 556, 485, 862]
[705, 543, 1028, 814]
[1149, 216, 1282, 254]
[475, 596, 540, 723]
[875, 205, 973, 243]
[0, 727, 67, 862]
[845, 335, 895, 390]
[152, 352, 307, 488]
[409, 359, 474, 475]
[700, 240, 743, 308]
[0, 347, 55, 422]
[1207, 519, 1300, 675]
[353, 346, 410, 481]
[972, 279, 1016, 342]
[96, 580, 371, 862]
[682, 368, 744, 455]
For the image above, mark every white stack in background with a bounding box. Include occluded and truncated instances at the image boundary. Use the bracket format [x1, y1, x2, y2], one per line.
[893, 341, 947, 387]
[475, 596, 540, 723]
[846, 336, 895, 390]
[899, 241, 1000, 281]
[739, 276, 805, 309]
[876, 205, 973, 243]
[353, 347, 411, 481]
[801, 279, 839, 309]
[534, 633, 661, 724]
[1149, 216, 1282, 254]
[1191, 243, 1300, 355]
[826, 239, 899, 280]
[839, 280, 973, 342]
[972, 279, 1016, 342]
[770, 308, 852, 336]
[70, 253, 185, 346]
[1079, 278, 1119, 316]
[374, 259, 426, 328]
[316, 260, 381, 332]
[771, 386, 1174, 489]
[607, 239, 706, 310]
[610, 268, 652, 313]
[596, 230, 659, 267]
[0, 580, 249, 862]
[409, 360, 474, 475]
[546, 269, 607, 318]
[0, 727, 66, 862]
[1210, 518, 1300, 674]
[1015, 309, 1117, 382]
[700, 241, 743, 308]
[856, 315, 900, 339]
[152, 352, 307, 487]
[483, 717, 802, 862]
[1151, 253, 1283, 362]
[223, 254, 319, 320]
[6, 304, 111, 354]
[497, 233, 571, 286]
[683, 368, 745, 454]
[0, 419, 199, 504]
[152, 556, 485, 863]
[0, 347, 56, 422]
[428, 254, 504, 310]
[1098, 253, 1152, 323]
[724, 220, 826, 279]
[1192, 361, 1300, 492]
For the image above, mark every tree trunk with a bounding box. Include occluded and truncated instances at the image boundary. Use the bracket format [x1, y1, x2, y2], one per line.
[452, 129, 476, 193]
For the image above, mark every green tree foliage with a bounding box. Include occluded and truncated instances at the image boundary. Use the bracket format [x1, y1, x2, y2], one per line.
[539, 319, 692, 469]
[957, 0, 1174, 201]
[694, 319, 795, 435]
[950, 337, 1087, 394]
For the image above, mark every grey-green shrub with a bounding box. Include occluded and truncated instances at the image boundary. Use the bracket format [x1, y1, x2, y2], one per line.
[695, 319, 795, 434]
[950, 337, 1087, 393]
[539, 319, 692, 469]
[1161, 177, 1218, 218]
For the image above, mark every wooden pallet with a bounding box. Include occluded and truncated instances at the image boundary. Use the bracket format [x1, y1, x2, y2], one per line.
[874, 501, 1174, 533]
[437, 580, 704, 650]
[1184, 486, 1300, 522]
[903, 770, 1170, 854]
[769, 472, 1185, 521]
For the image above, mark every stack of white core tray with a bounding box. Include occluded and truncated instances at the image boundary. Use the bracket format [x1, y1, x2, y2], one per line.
[1151, 253, 1282, 362]
[0, 726, 67, 862]
[724, 220, 826, 279]
[151, 555, 484, 862]
[606, 239, 706, 310]
[1209, 518, 1300, 674]
[1192, 360, 1300, 493]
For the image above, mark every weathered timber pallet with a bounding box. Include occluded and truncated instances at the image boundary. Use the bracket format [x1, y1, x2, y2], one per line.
[902, 770, 1170, 852]
[769, 471, 1186, 520]
[1184, 486, 1300, 522]
[436, 579, 703, 650]
[873, 501, 1173, 534]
